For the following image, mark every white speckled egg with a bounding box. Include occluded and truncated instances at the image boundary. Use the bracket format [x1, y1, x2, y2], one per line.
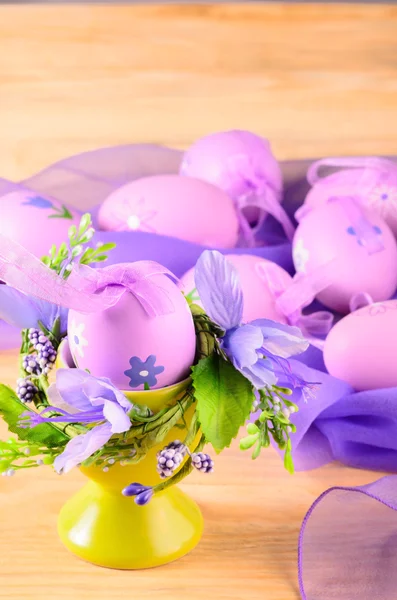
[97, 174, 239, 248]
[180, 254, 289, 323]
[292, 200, 397, 313]
[0, 189, 80, 257]
[68, 273, 196, 390]
[324, 300, 397, 390]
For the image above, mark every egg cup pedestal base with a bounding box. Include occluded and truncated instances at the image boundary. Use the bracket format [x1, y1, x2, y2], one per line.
[58, 480, 203, 569]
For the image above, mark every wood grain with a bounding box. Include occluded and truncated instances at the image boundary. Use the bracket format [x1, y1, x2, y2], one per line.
[0, 4, 397, 181]
[0, 3, 395, 598]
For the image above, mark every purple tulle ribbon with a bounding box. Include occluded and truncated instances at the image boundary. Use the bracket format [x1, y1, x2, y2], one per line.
[256, 261, 334, 339]
[299, 475, 397, 599]
[307, 155, 397, 186]
[0, 233, 178, 316]
[228, 153, 296, 245]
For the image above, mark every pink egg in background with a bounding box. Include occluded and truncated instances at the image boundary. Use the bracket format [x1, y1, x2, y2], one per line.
[68, 273, 196, 390]
[324, 299, 397, 391]
[303, 158, 397, 236]
[180, 254, 290, 323]
[292, 199, 397, 313]
[0, 189, 80, 257]
[97, 174, 239, 248]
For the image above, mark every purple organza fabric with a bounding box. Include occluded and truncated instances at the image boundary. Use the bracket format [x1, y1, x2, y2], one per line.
[299, 476, 397, 599]
[2, 144, 397, 598]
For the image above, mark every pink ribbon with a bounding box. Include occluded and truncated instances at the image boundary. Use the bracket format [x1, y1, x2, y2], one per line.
[256, 262, 335, 338]
[307, 156, 397, 186]
[349, 292, 374, 313]
[227, 154, 295, 245]
[0, 233, 178, 316]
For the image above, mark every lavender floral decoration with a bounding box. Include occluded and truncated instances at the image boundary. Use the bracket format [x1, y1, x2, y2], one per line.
[194, 250, 309, 391]
[20, 369, 133, 473]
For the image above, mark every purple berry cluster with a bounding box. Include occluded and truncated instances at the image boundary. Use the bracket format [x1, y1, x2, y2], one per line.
[17, 378, 38, 403]
[156, 440, 187, 479]
[27, 328, 57, 375]
[156, 440, 214, 479]
[191, 452, 214, 473]
[22, 355, 41, 376]
[37, 340, 57, 375]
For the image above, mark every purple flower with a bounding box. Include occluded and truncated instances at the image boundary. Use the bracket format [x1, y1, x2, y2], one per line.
[23, 196, 53, 209]
[122, 482, 153, 505]
[21, 369, 132, 473]
[194, 251, 309, 390]
[124, 355, 164, 388]
[0, 286, 68, 335]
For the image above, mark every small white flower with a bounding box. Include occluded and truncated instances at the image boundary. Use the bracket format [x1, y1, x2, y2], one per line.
[367, 184, 397, 216]
[293, 238, 310, 273]
[69, 319, 89, 358]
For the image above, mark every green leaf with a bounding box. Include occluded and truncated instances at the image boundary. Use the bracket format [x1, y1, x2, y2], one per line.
[0, 385, 70, 448]
[191, 354, 255, 453]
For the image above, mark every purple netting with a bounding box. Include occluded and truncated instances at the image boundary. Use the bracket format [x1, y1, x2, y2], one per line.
[2, 144, 397, 597]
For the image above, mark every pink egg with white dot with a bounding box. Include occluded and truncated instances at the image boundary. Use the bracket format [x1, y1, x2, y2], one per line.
[0, 189, 80, 258]
[292, 198, 397, 313]
[180, 254, 289, 323]
[97, 174, 239, 248]
[68, 272, 196, 390]
[303, 158, 397, 236]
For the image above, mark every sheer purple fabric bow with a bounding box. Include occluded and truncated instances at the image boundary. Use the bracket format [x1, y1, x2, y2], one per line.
[255, 261, 334, 342]
[226, 153, 295, 246]
[0, 233, 178, 316]
[194, 250, 309, 390]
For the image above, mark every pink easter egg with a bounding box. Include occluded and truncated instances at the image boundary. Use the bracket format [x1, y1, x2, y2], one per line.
[304, 161, 397, 236]
[97, 174, 239, 248]
[180, 254, 289, 323]
[68, 273, 196, 390]
[324, 299, 397, 390]
[0, 189, 80, 257]
[179, 130, 282, 226]
[292, 200, 397, 313]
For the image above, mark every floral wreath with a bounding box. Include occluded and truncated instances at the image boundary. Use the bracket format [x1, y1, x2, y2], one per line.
[0, 215, 318, 505]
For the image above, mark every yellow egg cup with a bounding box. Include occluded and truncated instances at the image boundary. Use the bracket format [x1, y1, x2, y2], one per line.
[57, 377, 204, 569]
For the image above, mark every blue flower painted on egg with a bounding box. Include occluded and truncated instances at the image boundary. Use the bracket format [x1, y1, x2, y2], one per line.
[22, 196, 73, 220]
[347, 225, 382, 246]
[23, 196, 54, 209]
[124, 355, 165, 388]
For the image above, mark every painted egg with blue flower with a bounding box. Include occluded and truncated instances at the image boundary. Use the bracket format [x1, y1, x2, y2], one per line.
[180, 254, 289, 323]
[0, 188, 80, 257]
[292, 199, 397, 313]
[67, 272, 196, 390]
[303, 159, 397, 236]
[97, 174, 239, 248]
[324, 299, 397, 390]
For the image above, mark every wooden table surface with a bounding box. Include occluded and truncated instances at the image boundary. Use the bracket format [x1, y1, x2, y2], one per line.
[0, 3, 396, 599]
